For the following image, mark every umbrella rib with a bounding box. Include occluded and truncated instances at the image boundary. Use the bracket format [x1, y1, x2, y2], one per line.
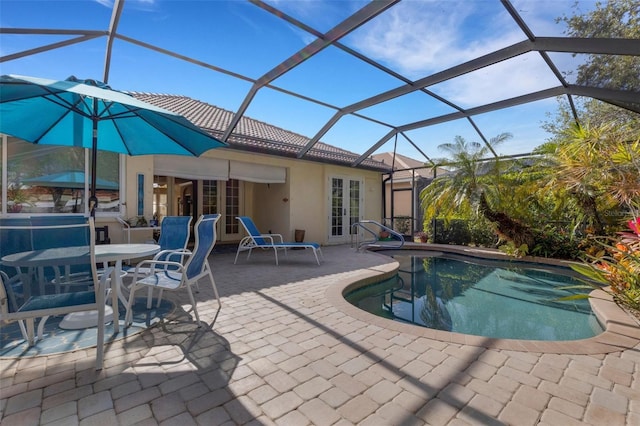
[110, 102, 210, 156]
[109, 112, 200, 156]
[140, 113, 203, 156]
[23, 81, 95, 118]
[31, 93, 96, 145]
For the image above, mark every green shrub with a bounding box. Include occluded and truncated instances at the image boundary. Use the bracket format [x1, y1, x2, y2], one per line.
[467, 216, 499, 247]
[427, 218, 498, 246]
[530, 226, 584, 260]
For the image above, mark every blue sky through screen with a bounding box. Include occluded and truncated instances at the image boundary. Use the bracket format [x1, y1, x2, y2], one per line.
[0, 0, 599, 162]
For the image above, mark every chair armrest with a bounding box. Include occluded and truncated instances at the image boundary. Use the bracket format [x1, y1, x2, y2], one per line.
[238, 236, 254, 247]
[261, 234, 284, 243]
[163, 249, 191, 263]
[153, 248, 191, 261]
[1, 270, 28, 313]
[98, 266, 114, 293]
[251, 234, 275, 245]
[132, 259, 185, 281]
[0, 271, 12, 316]
[260, 235, 275, 244]
[116, 217, 130, 228]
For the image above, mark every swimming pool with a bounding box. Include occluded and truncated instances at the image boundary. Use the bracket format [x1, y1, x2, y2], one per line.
[345, 250, 604, 341]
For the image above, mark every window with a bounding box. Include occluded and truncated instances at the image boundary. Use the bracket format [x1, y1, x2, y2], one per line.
[1, 137, 120, 214]
[93, 150, 120, 214]
[329, 176, 362, 241]
[225, 179, 239, 234]
[153, 176, 168, 219]
[349, 180, 361, 235]
[202, 180, 218, 214]
[331, 178, 344, 237]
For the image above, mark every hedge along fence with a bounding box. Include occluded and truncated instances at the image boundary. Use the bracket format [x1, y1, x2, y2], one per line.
[426, 218, 498, 247]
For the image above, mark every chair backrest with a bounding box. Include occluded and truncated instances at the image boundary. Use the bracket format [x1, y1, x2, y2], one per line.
[30, 216, 89, 250]
[0, 218, 33, 278]
[185, 214, 220, 280]
[29, 216, 91, 279]
[59, 218, 98, 286]
[158, 216, 192, 251]
[237, 216, 266, 245]
[0, 218, 103, 370]
[0, 217, 97, 305]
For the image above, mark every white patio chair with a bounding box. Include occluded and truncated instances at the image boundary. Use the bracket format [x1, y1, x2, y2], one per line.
[0, 270, 28, 342]
[0, 218, 110, 370]
[125, 214, 221, 328]
[125, 215, 192, 308]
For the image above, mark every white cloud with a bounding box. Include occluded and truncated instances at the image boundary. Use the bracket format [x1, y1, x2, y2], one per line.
[350, 1, 528, 79]
[434, 52, 561, 106]
[348, 1, 575, 106]
[266, 0, 366, 33]
[94, 0, 113, 8]
[352, 2, 472, 77]
[509, 0, 591, 37]
[95, 0, 156, 10]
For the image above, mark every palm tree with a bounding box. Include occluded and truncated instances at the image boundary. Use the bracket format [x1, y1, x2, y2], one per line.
[544, 121, 640, 234]
[421, 133, 536, 248]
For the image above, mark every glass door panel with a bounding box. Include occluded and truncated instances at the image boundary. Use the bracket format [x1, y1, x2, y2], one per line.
[329, 177, 362, 243]
[224, 179, 240, 239]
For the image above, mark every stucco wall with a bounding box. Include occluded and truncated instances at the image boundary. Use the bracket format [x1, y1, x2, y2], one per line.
[112, 149, 383, 245]
[109, 155, 155, 244]
[288, 161, 326, 243]
[365, 175, 383, 221]
[251, 180, 291, 238]
[201, 149, 383, 245]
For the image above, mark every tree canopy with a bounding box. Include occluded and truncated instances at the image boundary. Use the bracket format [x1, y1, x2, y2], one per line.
[558, 0, 640, 91]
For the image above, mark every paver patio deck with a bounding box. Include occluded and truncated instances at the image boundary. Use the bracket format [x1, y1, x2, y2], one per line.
[1, 244, 639, 425]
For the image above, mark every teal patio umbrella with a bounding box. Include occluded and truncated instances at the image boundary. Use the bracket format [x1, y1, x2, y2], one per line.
[23, 171, 119, 190]
[0, 74, 226, 215]
[24, 171, 119, 213]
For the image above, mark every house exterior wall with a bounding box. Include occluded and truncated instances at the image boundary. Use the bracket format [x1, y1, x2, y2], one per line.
[3, 145, 383, 246]
[243, 153, 383, 245]
[251, 180, 291, 238]
[364, 175, 383, 224]
[147, 149, 383, 245]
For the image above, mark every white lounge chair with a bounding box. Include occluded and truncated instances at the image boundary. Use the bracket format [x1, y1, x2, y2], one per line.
[234, 216, 322, 266]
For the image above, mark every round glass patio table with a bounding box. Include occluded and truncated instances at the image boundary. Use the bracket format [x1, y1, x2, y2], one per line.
[1, 243, 160, 333]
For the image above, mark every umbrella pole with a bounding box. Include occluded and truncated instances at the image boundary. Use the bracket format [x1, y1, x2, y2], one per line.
[89, 111, 98, 217]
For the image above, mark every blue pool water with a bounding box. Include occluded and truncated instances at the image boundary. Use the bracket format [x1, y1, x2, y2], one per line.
[345, 251, 604, 341]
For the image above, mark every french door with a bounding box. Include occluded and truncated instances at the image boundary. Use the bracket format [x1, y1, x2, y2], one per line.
[328, 176, 363, 243]
[201, 178, 241, 241]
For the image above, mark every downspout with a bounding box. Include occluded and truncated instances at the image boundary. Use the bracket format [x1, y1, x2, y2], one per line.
[382, 174, 391, 223]
[390, 133, 398, 228]
[411, 168, 415, 236]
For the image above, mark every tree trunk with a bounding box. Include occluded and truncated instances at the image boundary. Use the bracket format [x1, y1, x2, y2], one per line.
[478, 192, 536, 248]
[575, 192, 605, 234]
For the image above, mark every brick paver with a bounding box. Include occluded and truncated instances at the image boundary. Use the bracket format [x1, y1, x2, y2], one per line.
[1, 245, 639, 425]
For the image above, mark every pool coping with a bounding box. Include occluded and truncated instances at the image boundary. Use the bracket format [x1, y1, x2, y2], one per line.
[326, 244, 640, 354]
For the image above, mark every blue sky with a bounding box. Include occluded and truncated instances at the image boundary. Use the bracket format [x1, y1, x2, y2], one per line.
[0, 0, 598, 162]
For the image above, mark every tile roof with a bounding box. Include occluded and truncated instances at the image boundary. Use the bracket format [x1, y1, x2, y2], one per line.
[131, 93, 391, 172]
[371, 152, 450, 181]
